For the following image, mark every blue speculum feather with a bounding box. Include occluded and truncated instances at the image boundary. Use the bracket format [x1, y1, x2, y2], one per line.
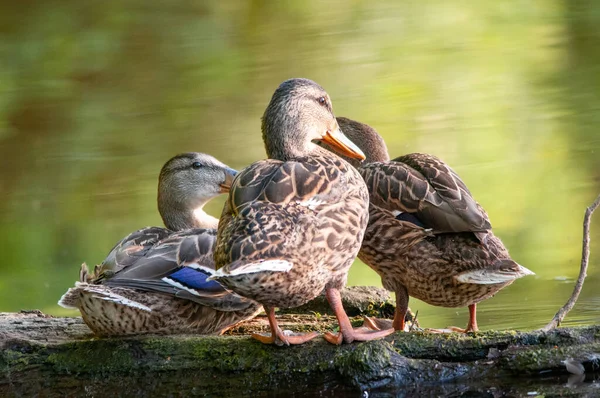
[166, 267, 224, 292]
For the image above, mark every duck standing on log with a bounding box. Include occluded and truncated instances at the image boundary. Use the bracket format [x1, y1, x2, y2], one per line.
[210, 79, 394, 345]
[321, 117, 534, 333]
[59, 152, 262, 336]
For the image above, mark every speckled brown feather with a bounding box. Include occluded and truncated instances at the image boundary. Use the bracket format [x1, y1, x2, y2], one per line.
[210, 79, 394, 345]
[359, 219, 518, 308]
[95, 227, 172, 280]
[360, 154, 491, 238]
[73, 283, 261, 336]
[101, 229, 219, 292]
[331, 117, 534, 330]
[215, 155, 369, 309]
[58, 153, 261, 336]
[62, 228, 262, 336]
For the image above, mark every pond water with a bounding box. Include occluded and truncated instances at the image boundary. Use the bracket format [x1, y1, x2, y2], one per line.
[3, 371, 600, 397]
[1, 0, 599, 343]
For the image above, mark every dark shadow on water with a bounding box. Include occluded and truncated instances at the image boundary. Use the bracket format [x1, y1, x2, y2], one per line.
[3, 371, 600, 397]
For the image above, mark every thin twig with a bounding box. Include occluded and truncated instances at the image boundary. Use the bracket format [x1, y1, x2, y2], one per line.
[409, 310, 419, 331]
[542, 193, 600, 331]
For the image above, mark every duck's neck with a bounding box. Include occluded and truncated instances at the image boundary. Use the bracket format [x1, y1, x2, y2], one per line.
[263, 104, 314, 160]
[333, 118, 390, 166]
[191, 207, 219, 229]
[159, 194, 218, 231]
[310, 144, 341, 160]
[264, 124, 333, 161]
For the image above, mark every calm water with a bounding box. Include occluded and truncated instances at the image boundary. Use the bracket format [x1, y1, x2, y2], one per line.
[1, 0, 599, 337]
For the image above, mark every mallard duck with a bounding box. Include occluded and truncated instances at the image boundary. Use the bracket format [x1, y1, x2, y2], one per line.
[326, 117, 534, 332]
[58, 152, 262, 336]
[210, 79, 394, 345]
[96, 152, 236, 278]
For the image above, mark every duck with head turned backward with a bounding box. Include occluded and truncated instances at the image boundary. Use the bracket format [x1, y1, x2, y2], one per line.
[320, 117, 534, 333]
[59, 152, 261, 336]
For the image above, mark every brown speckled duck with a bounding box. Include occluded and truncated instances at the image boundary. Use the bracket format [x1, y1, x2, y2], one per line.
[58, 153, 262, 336]
[210, 79, 394, 345]
[326, 117, 534, 333]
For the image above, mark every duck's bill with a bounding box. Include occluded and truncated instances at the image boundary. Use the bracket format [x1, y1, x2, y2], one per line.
[321, 127, 366, 161]
[219, 168, 238, 193]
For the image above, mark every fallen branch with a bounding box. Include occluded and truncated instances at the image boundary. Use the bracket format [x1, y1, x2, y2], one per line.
[542, 193, 600, 331]
[3, 283, 600, 396]
[2, 310, 600, 396]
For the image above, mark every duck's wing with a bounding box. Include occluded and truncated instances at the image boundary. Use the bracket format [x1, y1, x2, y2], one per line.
[95, 226, 173, 280]
[360, 153, 491, 237]
[216, 157, 352, 269]
[98, 229, 256, 311]
[227, 157, 346, 211]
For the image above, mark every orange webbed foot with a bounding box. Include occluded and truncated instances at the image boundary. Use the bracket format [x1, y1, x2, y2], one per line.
[323, 326, 394, 345]
[254, 306, 320, 345]
[363, 316, 399, 331]
[252, 329, 319, 346]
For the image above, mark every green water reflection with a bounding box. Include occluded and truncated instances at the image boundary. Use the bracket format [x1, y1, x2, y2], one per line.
[0, 0, 599, 332]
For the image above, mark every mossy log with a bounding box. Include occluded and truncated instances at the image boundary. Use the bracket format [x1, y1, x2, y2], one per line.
[1, 287, 599, 397]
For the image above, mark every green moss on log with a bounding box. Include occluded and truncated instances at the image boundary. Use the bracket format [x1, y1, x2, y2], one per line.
[3, 301, 600, 395]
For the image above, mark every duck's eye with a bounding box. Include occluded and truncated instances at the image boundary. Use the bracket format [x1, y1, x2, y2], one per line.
[191, 162, 203, 170]
[317, 97, 327, 106]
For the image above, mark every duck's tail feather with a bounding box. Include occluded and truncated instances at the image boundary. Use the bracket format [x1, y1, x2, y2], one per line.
[455, 260, 535, 285]
[79, 263, 90, 283]
[57, 286, 81, 309]
[57, 282, 152, 312]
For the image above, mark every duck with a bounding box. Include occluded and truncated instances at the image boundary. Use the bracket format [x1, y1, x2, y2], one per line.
[58, 152, 262, 336]
[209, 79, 394, 345]
[323, 117, 534, 333]
[93, 153, 235, 279]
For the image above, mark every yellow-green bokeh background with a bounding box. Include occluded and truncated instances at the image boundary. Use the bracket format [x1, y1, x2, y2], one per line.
[1, 0, 599, 330]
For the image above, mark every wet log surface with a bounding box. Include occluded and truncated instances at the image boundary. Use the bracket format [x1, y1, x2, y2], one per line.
[1, 287, 599, 397]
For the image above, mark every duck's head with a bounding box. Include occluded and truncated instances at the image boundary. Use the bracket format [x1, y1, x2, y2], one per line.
[330, 117, 391, 167]
[262, 78, 366, 162]
[158, 152, 237, 230]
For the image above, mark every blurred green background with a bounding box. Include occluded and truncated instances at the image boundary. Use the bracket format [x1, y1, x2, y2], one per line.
[1, 0, 599, 331]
